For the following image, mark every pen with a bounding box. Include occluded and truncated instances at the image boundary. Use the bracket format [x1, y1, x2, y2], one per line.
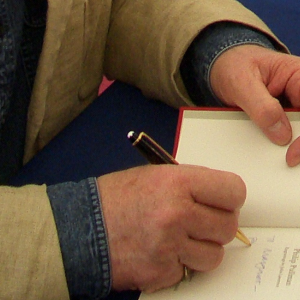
[127, 131, 251, 247]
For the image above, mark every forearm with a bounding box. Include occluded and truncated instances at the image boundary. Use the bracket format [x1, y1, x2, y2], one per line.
[104, 0, 287, 108]
[0, 185, 69, 300]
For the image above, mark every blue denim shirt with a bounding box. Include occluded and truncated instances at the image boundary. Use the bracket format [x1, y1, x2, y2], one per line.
[1, 2, 276, 298]
[47, 178, 111, 299]
[0, 0, 47, 183]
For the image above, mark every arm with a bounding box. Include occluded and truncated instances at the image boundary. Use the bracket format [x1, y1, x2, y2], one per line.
[0, 185, 69, 300]
[103, 0, 287, 108]
[0, 179, 111, 300]
[105, 0, 300, 166]
[0, 166, 245, 299]
[1, 1, 297, 299]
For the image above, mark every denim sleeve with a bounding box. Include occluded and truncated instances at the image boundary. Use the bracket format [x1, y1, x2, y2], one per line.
[47, 177, 111, 299]
[180, 22, 278, 107]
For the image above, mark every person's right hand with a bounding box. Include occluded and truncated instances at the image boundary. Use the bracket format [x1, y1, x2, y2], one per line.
[96, 164, 246, 293]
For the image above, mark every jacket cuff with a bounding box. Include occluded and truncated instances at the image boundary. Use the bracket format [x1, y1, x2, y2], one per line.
[47, 177, 111, 299]
[180, 22, 277, 107]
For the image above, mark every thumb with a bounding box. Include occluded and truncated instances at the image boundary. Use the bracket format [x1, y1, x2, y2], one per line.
[210, 45, 292, 146]
[236, 80, 292, 146]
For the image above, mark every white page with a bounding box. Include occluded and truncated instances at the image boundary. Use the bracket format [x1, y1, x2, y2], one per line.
[139, 228, 300, 300]
[175, 110, 300, 228]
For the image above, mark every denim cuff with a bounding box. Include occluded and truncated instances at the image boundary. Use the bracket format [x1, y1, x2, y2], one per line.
[47, 177, 111, 299]
[180, 22, 277, 107]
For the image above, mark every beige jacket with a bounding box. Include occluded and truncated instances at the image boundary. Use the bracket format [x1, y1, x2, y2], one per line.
[0, 0, 287, 299]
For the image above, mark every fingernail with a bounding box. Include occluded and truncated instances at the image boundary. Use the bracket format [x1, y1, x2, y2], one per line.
[268, 120, 283, 132]
[267, 120, 291, 145]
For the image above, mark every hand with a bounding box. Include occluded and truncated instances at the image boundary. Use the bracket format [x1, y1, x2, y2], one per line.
[210, 45, 300, 166]
[97, 164, 246, 292]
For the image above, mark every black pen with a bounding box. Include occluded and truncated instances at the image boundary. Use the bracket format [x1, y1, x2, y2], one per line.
[127, 131, 178, 165]
[127, 131, 251, 247]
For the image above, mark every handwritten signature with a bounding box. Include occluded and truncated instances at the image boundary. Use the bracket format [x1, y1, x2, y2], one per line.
[254, 248, 272, 291]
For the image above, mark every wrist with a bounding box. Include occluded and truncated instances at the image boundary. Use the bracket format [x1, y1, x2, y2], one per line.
[180, 21, 277, 107]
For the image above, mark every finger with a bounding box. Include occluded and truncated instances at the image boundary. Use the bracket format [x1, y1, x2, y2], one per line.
[286, 136, 300, 167]
[186, 166, 246, 211]
[182, 202, 239, 245]
[267, 54, 300, 108]
[285, 70, 300, 107]
[179, 239, 224, 272]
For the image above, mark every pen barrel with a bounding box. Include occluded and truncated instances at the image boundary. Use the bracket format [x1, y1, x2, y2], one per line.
[129, 131, 178, 165]
[135, 136, 178, 165]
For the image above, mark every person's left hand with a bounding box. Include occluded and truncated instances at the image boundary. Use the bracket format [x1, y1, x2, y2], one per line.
[209, 44, 300, 166]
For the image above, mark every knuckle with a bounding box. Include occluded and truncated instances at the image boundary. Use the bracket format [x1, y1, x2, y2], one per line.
[155, 165, 189, 194]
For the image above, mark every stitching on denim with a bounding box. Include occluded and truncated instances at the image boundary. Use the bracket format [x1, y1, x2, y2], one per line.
[89, 177, 112, 298]
[47, 179, 113, 298]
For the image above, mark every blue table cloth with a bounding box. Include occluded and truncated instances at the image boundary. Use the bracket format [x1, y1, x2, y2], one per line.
[240, 0, 300, 56]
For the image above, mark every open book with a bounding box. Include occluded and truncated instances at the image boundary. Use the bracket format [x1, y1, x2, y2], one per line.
[139, 108, 300, 300]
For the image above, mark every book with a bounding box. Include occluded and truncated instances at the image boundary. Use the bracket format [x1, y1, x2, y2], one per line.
[139, 108, 300, 300]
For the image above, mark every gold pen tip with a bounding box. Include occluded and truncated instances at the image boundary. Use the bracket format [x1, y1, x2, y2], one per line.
[236, 229, 251, 246]
[245, 240, 252, 247]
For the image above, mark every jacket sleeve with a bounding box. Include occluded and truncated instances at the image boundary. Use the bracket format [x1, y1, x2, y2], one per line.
[103, 0, 288, 108]
[0, 185, 69, 300]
